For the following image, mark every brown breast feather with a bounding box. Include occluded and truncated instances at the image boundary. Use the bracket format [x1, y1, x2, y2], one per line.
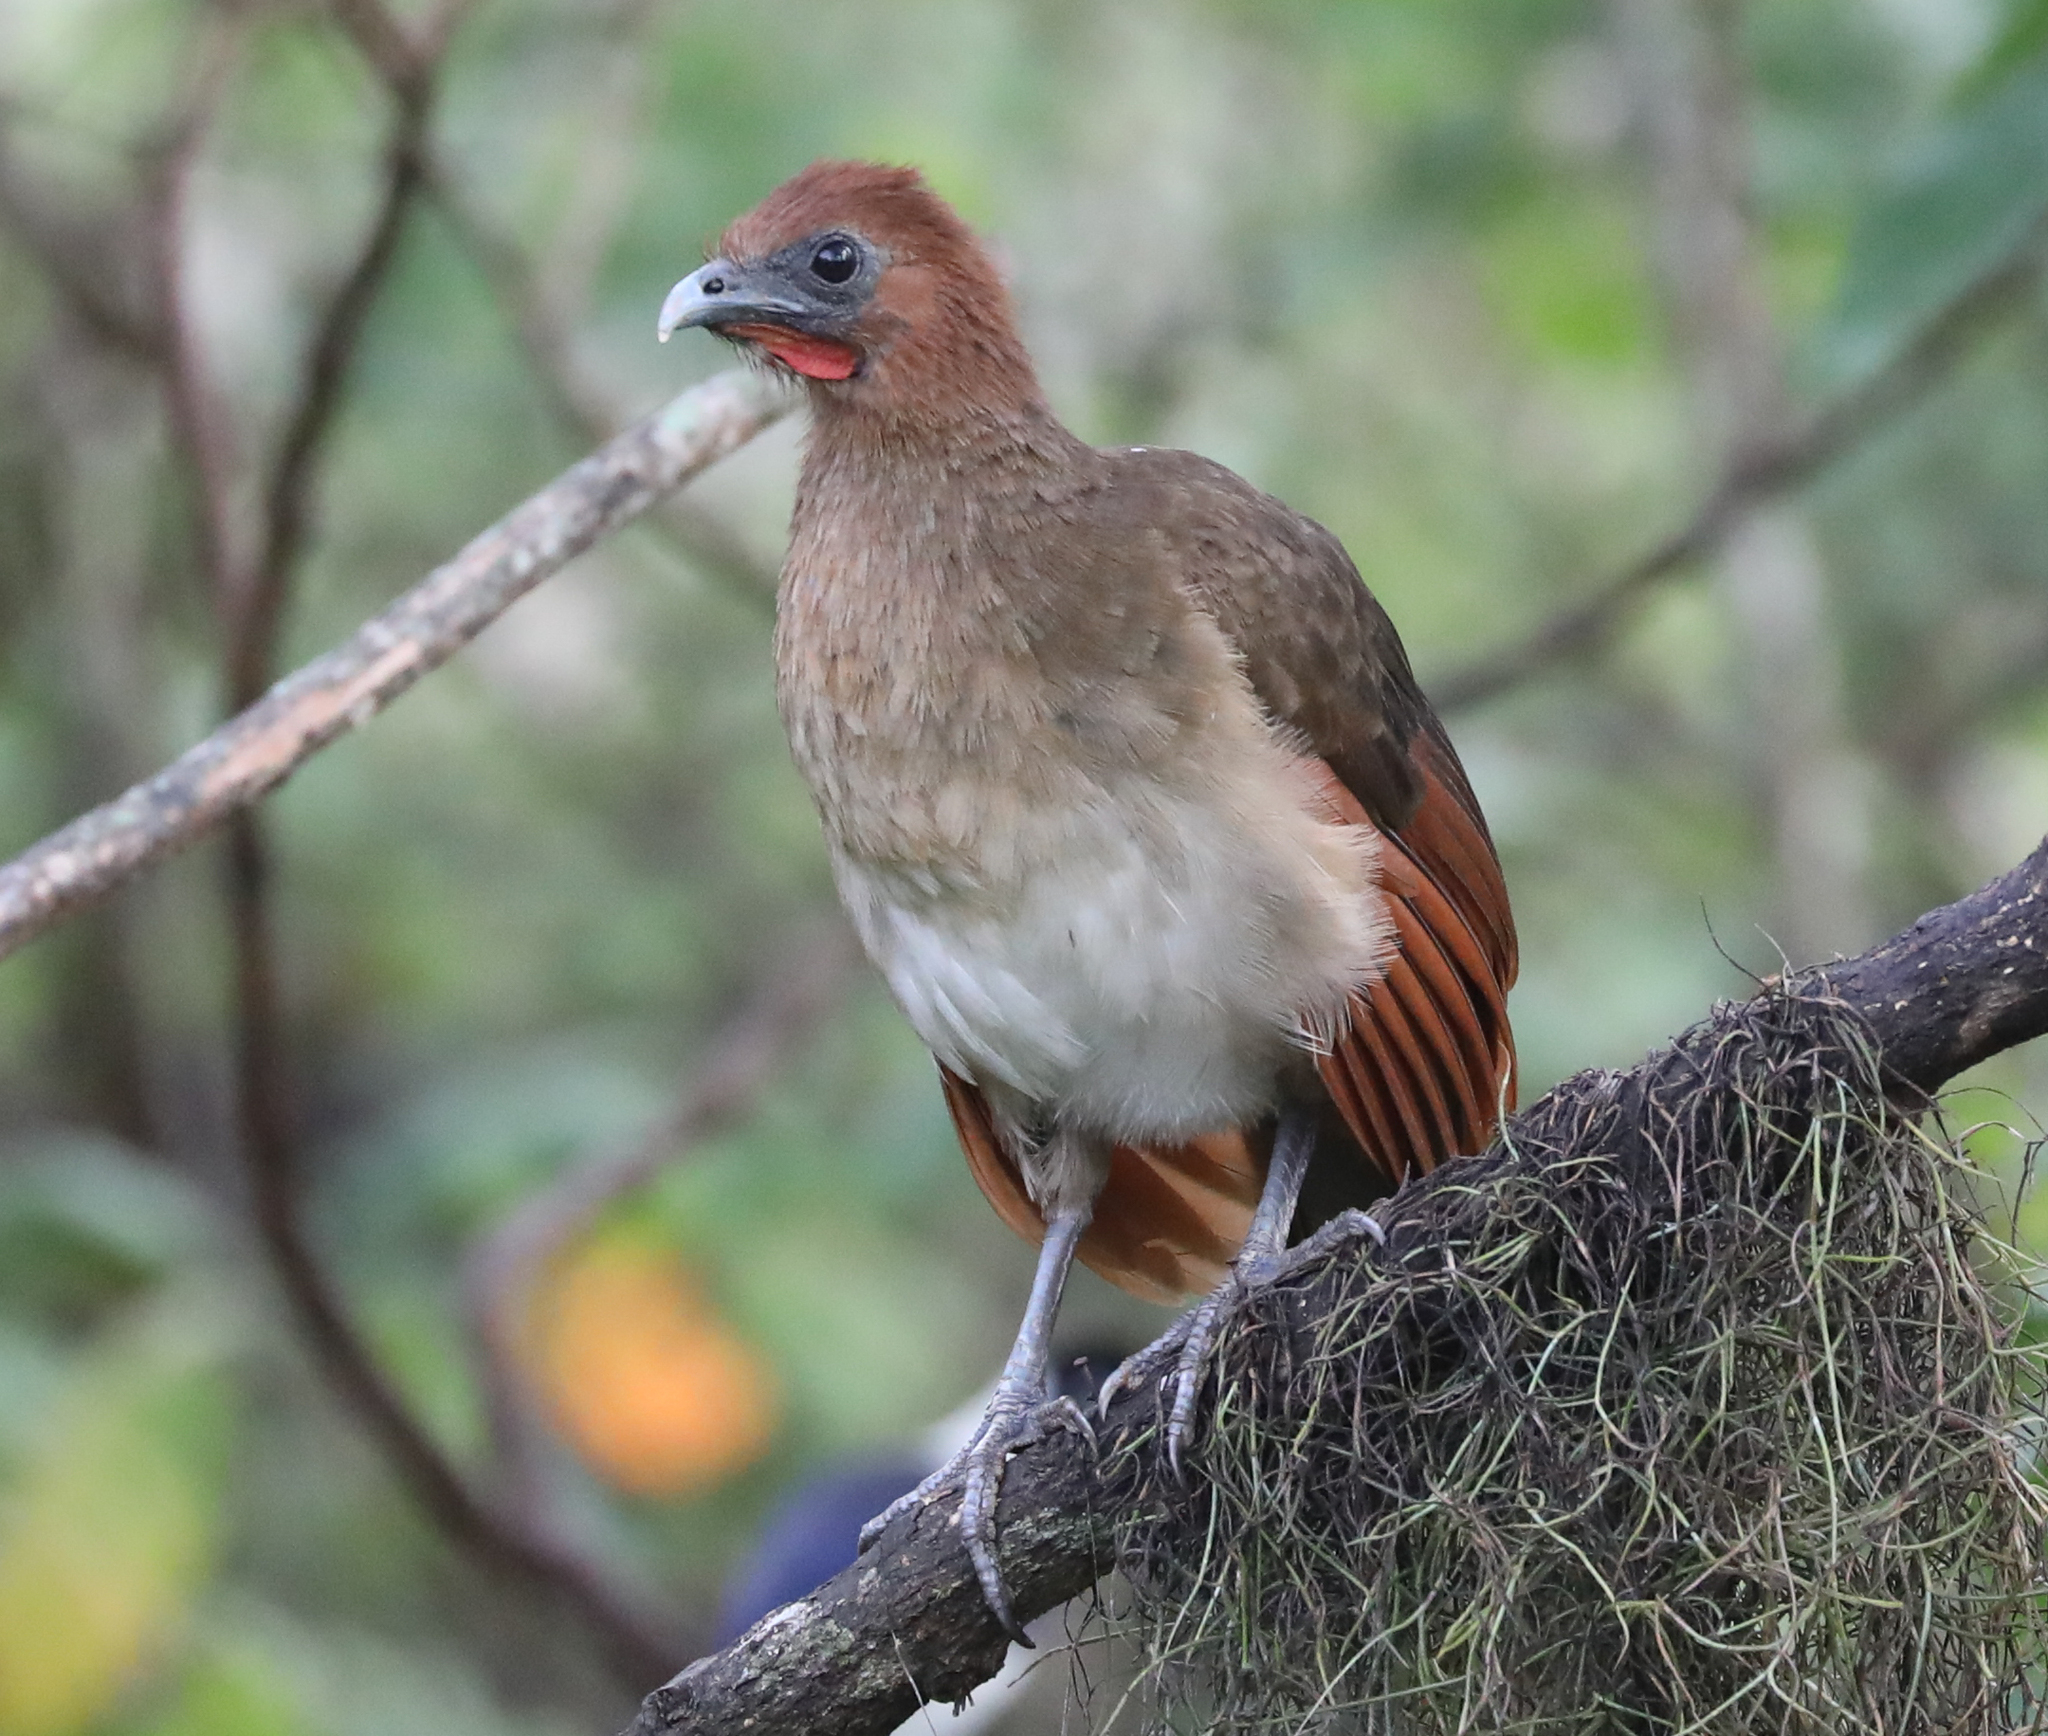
[936, 450, 1518, 1303]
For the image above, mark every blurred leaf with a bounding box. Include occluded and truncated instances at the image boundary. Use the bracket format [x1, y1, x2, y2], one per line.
[1956, 0, 2048, 103]
[0, 1325, 68, 1474]
[1826, 60, 2048, 378]
[0, 1137, 213, 1332]
[0, 1331, 233, 1736]
[337, 1043, 667, 1243]
[1478, 192, 1653, 367]
[527, 1233, 778, 1498]
[125, 1643, 307, 1736]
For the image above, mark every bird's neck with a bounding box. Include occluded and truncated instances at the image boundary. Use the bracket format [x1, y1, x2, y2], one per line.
[774, 401, 1135, 868]
[802, 385, 1084, 490]
[787, 395, 1096, 627]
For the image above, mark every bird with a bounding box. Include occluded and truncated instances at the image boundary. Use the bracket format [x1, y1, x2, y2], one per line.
[658, 161, 1517, 1640]
[718, 1343, 1123, 1645]
[718, 1344, 1132, 1732]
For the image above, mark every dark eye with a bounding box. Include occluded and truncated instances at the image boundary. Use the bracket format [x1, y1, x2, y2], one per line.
[810, 238, 859, 284]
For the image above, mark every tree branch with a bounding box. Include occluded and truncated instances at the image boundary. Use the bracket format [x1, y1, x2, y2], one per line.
[0, 365, 791, 962]
[147, 8, 247, 608]
[227, 12, 435, 707]
[628, 833, 2048, 1736]
[1816, 844, 2048, 1093]
[464, 925, 857, 1512]
[419, 148, 782, 608]
[129, 0, 688, 1686]
[1615, 0, 1867, 958]
[325, 0, 782, 608]
[240, 1016, 685, 1685]
[1430, 218, 2047, 714]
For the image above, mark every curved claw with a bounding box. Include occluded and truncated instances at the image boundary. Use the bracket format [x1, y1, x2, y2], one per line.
[857, 1481, 928, 1557]
[1095, 1351, 1148, 1419]
[959, 1396, 1095, 1645]
[960, 1438, 1029, 1642]
[1163, 1236, 1301, 1472]
[1161, 1102, 1321, 1473]
[1149, 1215, 1385, 1475]
[1045, 1392, 1098, 1454]
[856, 1408, 997, 1555]
[1165, 1284, 1234, 1476]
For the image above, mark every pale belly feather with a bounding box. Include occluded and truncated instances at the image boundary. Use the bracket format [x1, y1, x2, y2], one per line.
[830, 783, 1389, 1147]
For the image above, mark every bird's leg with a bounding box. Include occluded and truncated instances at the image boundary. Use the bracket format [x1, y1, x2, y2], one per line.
[1157, 1103, 1318, 1474]
[857, 1194, 1095, 1643]
[957, 1197, 1094, 1639]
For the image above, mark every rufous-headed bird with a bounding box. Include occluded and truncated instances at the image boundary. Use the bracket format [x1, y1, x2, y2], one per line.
[659, 162, 1517, 1638]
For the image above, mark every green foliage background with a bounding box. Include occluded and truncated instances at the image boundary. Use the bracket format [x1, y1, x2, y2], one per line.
[0, 0, 2044, 1731]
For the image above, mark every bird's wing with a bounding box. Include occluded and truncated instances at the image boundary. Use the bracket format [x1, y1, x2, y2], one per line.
[1128, 446, 1518, 1187]
[1308, 750, 1515, 1184]
[937, 450, 1517, 1300]
[937, 745, 1512, 1300]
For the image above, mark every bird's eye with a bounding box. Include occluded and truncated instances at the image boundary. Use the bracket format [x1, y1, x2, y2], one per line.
[810, 239, 859, 284]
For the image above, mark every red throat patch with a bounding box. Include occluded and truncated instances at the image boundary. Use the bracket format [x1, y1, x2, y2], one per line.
[727, 323, 860, 381]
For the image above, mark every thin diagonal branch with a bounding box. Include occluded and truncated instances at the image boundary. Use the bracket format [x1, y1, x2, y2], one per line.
[228, 13, 435, 705]
[218, 17, 783, 1670]
[326, 0, 477, 98]
[420, 155, 781, 608]
[149, 10, 249, 622]
[243, 990, 685, 1686]
[146, 3, 699, 1685]
[0, 103, 165, 359]
[332, 0, 780, 609]
[238, 919, 683, 1686]
[1431, 220, 2047, 713]
[1881, 609, 2048, 785]
[0, 365, 792, 962]
[1617, 0, 1865, 958]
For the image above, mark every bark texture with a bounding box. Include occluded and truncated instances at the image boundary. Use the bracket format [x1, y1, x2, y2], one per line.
[630, 834, 2048, 1736]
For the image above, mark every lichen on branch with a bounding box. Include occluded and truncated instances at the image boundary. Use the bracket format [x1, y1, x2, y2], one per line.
[634, 835, 2048, 1736]
[1128, 985, 2045, 1734]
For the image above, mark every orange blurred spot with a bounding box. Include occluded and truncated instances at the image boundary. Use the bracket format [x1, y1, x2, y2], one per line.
[528, 1238, 777, 1498]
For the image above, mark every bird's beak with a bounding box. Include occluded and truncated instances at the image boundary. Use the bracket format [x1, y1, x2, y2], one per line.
[658, 259, 814, 343]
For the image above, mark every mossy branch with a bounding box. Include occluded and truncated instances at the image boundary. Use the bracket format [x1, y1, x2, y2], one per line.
[632, 833, 2048, 1736]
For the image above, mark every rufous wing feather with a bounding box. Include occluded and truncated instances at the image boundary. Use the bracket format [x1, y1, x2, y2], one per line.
[940, 1067, 1258, 1304]
[938, 746, 1515, 1302]
[1312, 749, 1516, 1189]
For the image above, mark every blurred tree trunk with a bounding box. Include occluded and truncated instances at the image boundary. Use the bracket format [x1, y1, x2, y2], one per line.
[36, 343, 171, 1152]
[1614, 0, 1873, 960]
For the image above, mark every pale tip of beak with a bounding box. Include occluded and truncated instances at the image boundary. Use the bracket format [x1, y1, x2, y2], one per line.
[657, 271, 711, 345]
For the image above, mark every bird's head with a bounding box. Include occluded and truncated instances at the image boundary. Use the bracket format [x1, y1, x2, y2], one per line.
[658, 161, 1038, 417]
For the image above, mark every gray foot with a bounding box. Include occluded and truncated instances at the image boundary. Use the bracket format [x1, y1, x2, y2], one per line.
[1163, 1257, 1267, 1475]
[1101, 1206, 1386, 1466]
[960, 1391, 1093, 1642]
[857, 1391, 1094, 1645]
[858, 1458, 954, 1556]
